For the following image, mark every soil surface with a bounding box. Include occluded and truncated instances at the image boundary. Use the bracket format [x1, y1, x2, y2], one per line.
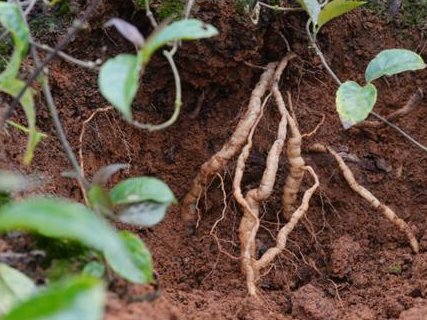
[1, 1, 427, 319]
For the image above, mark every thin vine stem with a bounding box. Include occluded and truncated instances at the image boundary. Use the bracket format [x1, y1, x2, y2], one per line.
[305, 19, 427, 152]
[131, 50, 182, 132]
[16, 1, 90, 189]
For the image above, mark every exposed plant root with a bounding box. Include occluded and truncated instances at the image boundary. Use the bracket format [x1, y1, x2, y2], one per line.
[255, 166, 319, 270]
[78, 106, 113, 203]
[302, 113, 325, 138]
[181, 62, 279, 226]
[358, 88, 423, 128]
[309, 143, 419, 253]
[280, 92, 305, 219]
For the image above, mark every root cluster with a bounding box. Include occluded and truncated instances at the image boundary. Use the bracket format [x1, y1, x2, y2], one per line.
[181, 53, 419, 295]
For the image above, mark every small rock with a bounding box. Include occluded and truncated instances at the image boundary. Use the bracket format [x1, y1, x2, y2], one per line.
[330, 235, 361, 278]
[292, 284, 339, 320]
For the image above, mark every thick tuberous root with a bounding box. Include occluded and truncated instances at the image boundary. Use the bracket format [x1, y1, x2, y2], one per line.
[309, 143, 419, 253]
[181, 62, 278, 228]
[181, 52, 419, 296]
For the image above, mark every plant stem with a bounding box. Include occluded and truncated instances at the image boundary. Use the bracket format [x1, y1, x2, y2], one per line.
[132, 50, 182, 131]
[17, 2, 90, 189]
[0, 0, 102, 130]
[305, 19, 427, 152]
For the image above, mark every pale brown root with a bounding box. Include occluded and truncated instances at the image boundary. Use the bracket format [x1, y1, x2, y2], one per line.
[309, 143, 419, 253]
[279, 92, 305, 219]
[234, 95, 271, 296]
[358, 88, 423, 128]
[302, 113, 325, 138]
[181, 63, 278, 226]
[235, 54, 297, 296]
[255, 165, 319, 270]
[78, 106, 113, 203]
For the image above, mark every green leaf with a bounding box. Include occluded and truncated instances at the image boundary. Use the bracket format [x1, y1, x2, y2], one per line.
[336, 81, 377, 128]
[142, 19, 219, 62]
[0, 3, 29, 81]
[98, 54, 140, 121]
[82, 261, 105, 279]
[0, 79, 40, 164]
[118, 231, 152, 282]
[110, 177, 176, 205]
[365, 49, 427, 82]
[2, 276, 105, 320]
[0, 264, 36, 315]
[118, 202, 169, 227]
[0, 198, 152, 284]
[295, 0, 321, 25]
[88, 185, 113, 216]
[318, 0, 366, 29]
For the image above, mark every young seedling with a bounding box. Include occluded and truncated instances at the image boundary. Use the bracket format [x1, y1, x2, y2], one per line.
[336, 49, 426, 128]
[98, 18, 218, 131]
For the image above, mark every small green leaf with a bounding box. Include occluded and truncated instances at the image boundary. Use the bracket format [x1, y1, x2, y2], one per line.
[142, 19, 219, 62]
[365, 49, 427, 82]
[110, 177, 176, 205]
[0, 264, 36, 315]
[318, 0, 366, 29]
[0, 198, 152, 284]
[118, 202, 169, 227]
[82, 261, 105, 279]
[98, 54, 140, 121]
[0, 79, 40, 164]
[118, 231, 153, 282]
[2, 276, 105, 320]
[295, 0, 321, 26]
[88, 185, 113, 216]
[0, 3, 29, 81]
[336, 81, 377, 128]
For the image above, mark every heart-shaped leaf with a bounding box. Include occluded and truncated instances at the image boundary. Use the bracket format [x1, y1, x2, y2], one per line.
[142, 19, 219, 62]
[336, 80, 377, 128]
[295, 0, 321, 26]
[318, 0, 366, 29]
[2, 276, 105, 320]
[0, 3, 29, 81]
[110, 177, 176, 206]
[0, 264, 36, 315]
[0, 198, 152, 284]
[365, 49, 427, 82]
[98, 54, 140, 121]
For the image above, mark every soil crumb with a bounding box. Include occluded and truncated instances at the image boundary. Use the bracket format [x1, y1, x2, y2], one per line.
[292, 284, 339, 320]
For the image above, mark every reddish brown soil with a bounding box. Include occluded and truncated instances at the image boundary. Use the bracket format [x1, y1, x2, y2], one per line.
[1, 1, 427, 319]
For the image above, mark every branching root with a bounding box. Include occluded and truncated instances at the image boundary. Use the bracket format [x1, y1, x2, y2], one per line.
[309, 143, 419, 253]
[182, 52, 420, 296]
[181, 62, 279, 226]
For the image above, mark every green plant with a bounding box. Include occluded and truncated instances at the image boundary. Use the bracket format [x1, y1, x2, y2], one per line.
[0, 169, 175, 318]
[0, 268, 105, 320]
[0, 3, 42, 164]
[98, 17, 218, 131]
[337, 49, 426, 127]
[291, 0, 427, 151]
